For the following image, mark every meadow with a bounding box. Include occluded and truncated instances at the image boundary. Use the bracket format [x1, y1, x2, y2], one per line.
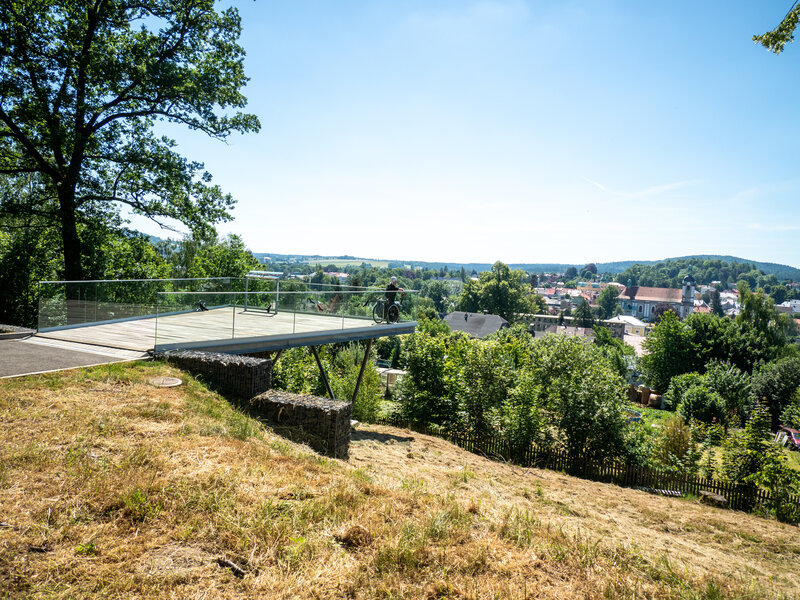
[1, 362, 798, 599]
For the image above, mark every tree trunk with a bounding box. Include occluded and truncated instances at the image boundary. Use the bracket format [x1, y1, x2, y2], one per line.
[58, 186, 85, 324]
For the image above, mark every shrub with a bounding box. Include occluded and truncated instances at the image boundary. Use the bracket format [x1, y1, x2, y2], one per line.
[721, 401, 771, 483]
[750, 356, 800, 430]
[330, 345, 382, 422]
[748, 450, 800, 524]
[457, 339, 516, 434]
[528, 335, 627, 460]
[654, 415, 693, 468]
[665, 372, 705, 411]
[398, 332, 460, 426]
[677, 385, 726, 426]
[704, 360, 751, 424]
[780, 388, 800, 429]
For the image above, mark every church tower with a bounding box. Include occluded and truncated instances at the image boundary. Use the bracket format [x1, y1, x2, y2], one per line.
[681, 272, 695, 318]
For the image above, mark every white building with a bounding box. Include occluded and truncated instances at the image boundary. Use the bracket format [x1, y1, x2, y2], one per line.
[617, 275, 695, 322]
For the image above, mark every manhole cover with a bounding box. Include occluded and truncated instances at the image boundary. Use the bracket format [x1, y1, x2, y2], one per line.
[149, 376, 183, 388]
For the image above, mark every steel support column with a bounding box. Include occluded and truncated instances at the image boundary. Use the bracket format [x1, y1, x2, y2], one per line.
[351, 338, 373, 404]
[310, 345, 335, 400]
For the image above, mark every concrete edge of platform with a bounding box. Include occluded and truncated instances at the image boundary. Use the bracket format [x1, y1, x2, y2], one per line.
[0, 331, 34, 340]
[0, 356, 150, 380]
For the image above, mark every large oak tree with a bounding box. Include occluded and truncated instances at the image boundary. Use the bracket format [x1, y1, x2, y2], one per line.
[0, 0, 259, 281]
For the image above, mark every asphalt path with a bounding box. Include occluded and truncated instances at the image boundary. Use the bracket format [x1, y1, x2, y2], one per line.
[0, 338, 148, 378]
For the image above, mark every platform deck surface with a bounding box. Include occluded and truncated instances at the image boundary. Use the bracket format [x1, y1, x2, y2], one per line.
[36, 307, 379, 352]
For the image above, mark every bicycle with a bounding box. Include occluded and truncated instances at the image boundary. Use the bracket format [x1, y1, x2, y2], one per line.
[367, 293, 404, 324]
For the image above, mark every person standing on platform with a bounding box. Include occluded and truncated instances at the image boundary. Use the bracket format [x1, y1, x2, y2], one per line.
[384, 276, 403, 320]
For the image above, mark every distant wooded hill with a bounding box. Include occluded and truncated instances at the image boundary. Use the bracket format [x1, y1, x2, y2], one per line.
[252, 252, 800, 282]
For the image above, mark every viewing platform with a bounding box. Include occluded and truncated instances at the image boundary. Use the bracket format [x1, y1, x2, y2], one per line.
[36, 277, 418, 354]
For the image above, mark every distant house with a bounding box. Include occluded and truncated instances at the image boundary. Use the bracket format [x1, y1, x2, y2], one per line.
[618, 275, 695, 322]
[778, 299, 800, 314]
[540, 325, 595, 340]
[530, 315, 625, 339]
[607, 315, 647, 336]
[693, 299, 712, 314]
[444, 311, 509, 338]
[324, 271, 349, 281]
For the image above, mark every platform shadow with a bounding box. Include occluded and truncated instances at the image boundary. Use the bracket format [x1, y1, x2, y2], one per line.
[350, 429, 414, 444]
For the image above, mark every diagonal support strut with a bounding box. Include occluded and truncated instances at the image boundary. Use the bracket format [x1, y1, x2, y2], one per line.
[310, 345, 335, 400]
[352, 338, 372, 404]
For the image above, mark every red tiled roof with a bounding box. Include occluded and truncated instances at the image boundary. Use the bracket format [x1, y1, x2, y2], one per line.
[620, 286, 682, 303]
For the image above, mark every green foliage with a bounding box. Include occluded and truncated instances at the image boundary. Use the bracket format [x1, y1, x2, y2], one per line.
[0, 0, 259, 280]
[455, 261, 535, 322]
[270, 344, 382, 422]
[573, 298, 594, 328]
[592, 325, 632, 380]
[721, 401, 771, 483]
[398, 326, 629, 461]
[329, 345, 382, 422]
[457, 340, 516, 434]
[615, 258, 769, 290]
[665, 372, 706, 411]
[682, 312, 731, 367]
[736, 284, 794, 356]
[500, 371, 550, 456]
[704, 361, 751, 422]
[270, 348, 326, 397]
[676, 385, 726, 426]
[0, 186, 62, 326]
[529, 293, 548, 315]
[771, 284, 788, 305]
[641, 311, 699, 393]
[416, 314, 449, 336]
[484, 324, 537, 368]
[711, 289, 724, 317]
[754, 5, 800, 54]
[526, 335, 628, 460]
[780, 388, 800, 429]
[750, 356, 800, 430]
[748, 450, 800, 524]
[666, 362, 751, 426]
[419, 279, 460, 313]
[90, 232, 171, 281]
[0, 186, 170, 325]
[398, 332, 463, 426]
[415, 297, 439, 322]
[188, 234, 259, 278]
[596, 285, 620, 319]
[653, 415, 698, 475]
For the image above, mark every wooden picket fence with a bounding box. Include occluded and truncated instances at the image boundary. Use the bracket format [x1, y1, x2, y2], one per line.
[373, 418, 799, 515]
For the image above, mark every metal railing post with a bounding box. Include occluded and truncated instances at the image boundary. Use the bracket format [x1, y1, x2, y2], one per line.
[154, 293, 159, 350]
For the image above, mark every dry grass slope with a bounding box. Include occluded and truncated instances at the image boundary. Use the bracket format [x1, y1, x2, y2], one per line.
[1, 361, 799, 599]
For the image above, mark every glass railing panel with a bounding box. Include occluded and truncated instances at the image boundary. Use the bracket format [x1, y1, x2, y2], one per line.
[37, 277, 237, 330]
[153, 289, 419, 349]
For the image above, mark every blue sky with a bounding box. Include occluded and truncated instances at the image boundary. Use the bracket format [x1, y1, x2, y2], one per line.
[133, 1, 800, 267]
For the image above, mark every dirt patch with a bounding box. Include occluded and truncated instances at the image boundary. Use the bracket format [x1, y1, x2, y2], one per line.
[135, 543, 212, 577]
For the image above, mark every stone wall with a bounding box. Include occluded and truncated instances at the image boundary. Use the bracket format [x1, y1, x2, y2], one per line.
[247, 390, 352, 459]
[161, 350, 272, 398]
[160, 350, 351, 459]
